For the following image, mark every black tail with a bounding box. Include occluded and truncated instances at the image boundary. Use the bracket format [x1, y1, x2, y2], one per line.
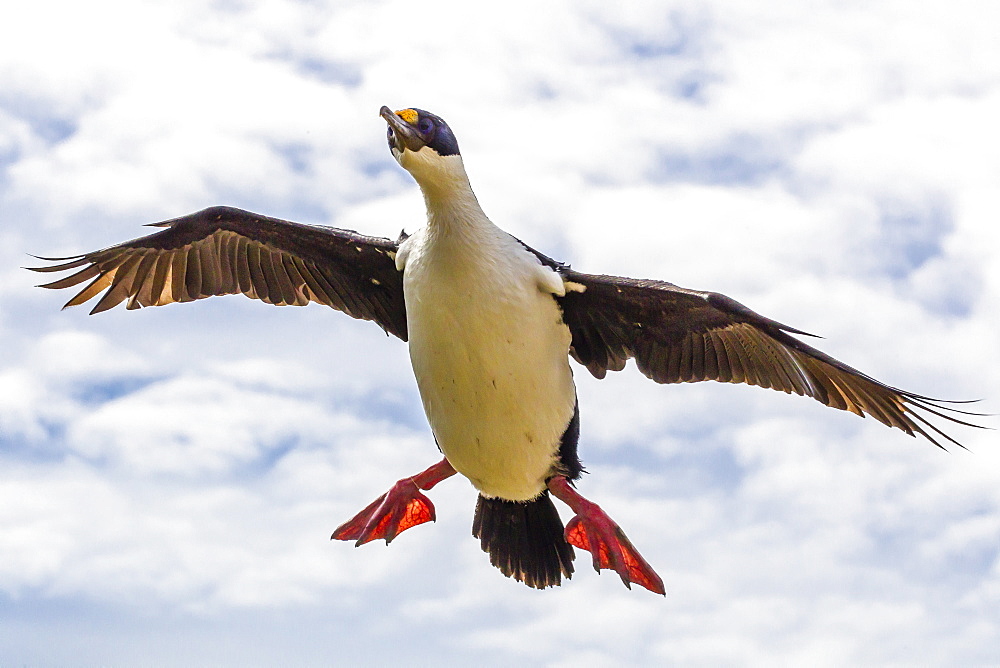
[472, 491, 575, 589]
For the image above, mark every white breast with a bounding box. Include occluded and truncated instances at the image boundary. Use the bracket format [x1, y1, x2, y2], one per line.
[399, 225, 576, 501]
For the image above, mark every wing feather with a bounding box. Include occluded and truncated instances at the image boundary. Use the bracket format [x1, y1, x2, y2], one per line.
[553, 267, 980, 449]
[184, 244, 202, 300]
[169, 251, 188, 303]
[197, 241, 220, 297]
[68, 269, 118, 309]
[294, 257, 329, 304]
[280, 254, 310, 306]
[92, 254, 143, 314]
[37, 263, 102, 291]
[127, 252, 159, 309]
[29, 206, 407, 340]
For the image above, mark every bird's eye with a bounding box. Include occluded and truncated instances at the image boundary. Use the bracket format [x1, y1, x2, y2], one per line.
[418, 118, 435, 136]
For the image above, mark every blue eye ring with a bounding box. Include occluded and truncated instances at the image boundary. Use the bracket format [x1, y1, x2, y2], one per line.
[417, 118, 435, 135]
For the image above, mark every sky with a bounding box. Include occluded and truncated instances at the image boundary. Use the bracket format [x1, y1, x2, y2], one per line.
[1, 0, 999, 665]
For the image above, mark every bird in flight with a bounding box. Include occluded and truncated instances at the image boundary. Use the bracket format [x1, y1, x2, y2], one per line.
[30, 106, 978, 595]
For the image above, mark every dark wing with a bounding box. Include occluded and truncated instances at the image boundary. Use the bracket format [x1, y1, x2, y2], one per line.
[554, 268, 979, 449]
[28, 206, 408, 340]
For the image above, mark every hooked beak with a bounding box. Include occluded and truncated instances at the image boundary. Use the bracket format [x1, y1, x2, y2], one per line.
[380, 105, 426, 153]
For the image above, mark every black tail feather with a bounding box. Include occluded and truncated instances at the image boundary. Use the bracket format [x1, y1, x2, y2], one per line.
[472, 491, 575, 589]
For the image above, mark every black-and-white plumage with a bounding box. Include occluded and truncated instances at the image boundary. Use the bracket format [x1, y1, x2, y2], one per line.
[31, 106, 978, 594]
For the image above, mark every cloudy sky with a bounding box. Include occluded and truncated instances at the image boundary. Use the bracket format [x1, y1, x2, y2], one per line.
[2, 0, 999, 664]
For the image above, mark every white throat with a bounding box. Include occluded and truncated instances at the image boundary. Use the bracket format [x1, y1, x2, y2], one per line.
[398, 149, 488, 234]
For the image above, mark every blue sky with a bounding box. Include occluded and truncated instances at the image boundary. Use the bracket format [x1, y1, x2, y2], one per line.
[2, 1, 999, 665]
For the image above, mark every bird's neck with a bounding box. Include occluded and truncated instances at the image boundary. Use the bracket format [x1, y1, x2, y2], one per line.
[422, 182, 489, 235]
[409, 155, 493, 237]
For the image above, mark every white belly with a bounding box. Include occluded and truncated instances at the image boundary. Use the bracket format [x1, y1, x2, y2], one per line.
[402, 232, 576, 501]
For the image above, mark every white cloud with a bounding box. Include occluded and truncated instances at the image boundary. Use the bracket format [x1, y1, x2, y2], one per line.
[1, 0, 998, 665]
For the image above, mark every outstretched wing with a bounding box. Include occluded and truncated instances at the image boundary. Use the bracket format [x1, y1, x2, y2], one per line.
[555, 269, 979, 449]
[29, 206, 408, 340]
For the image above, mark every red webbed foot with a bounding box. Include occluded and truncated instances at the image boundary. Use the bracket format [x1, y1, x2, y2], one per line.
[331, 479, 435, 545]
[548, 476, 665, 595]
[331, 458, 456, 546]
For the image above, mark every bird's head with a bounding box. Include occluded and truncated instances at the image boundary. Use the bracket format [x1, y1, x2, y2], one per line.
[381, 106, 465, 188]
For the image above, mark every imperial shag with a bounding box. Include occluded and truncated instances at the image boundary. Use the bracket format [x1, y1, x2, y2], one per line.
[30, 106, 978, 594]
